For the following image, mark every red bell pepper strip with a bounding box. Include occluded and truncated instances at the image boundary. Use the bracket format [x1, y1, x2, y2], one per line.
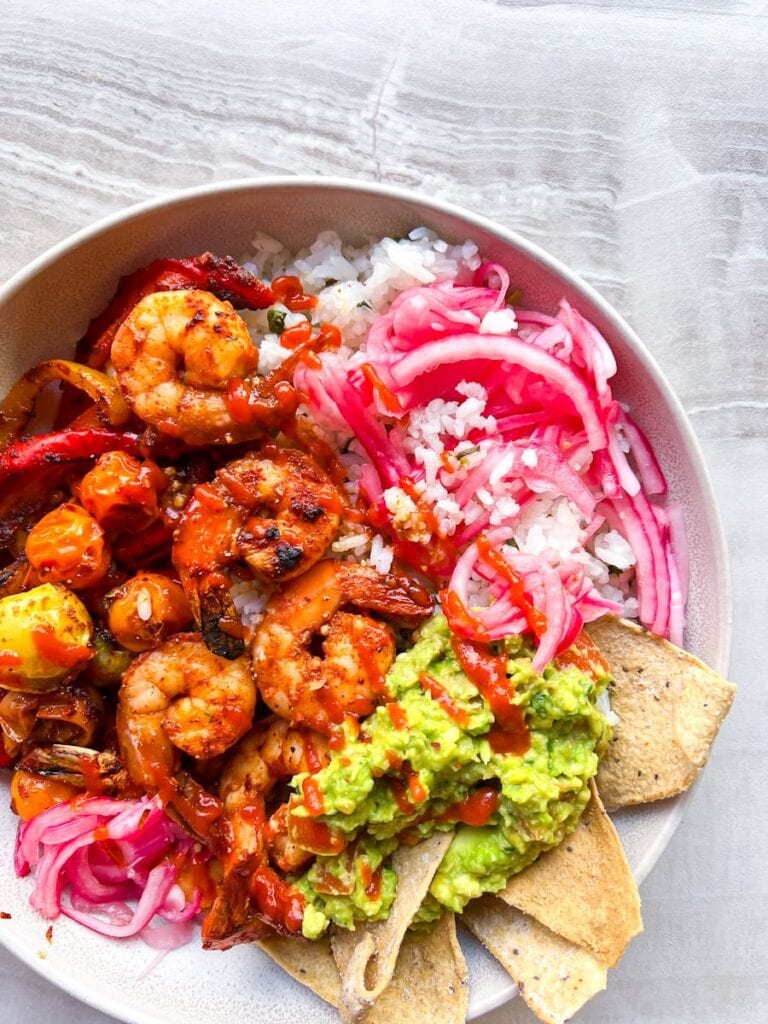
[79, 253, 275, 368]
[0, 430, 140, 482]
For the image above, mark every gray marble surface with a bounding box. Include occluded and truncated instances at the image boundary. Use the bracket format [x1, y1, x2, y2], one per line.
[1, 0, 766, 1021]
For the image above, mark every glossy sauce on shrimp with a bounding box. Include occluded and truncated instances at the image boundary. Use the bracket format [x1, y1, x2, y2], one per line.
[0, 248, 442, 956]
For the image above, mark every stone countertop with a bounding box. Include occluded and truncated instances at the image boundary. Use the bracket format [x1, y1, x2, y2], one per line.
[1, 1, 766, 1022]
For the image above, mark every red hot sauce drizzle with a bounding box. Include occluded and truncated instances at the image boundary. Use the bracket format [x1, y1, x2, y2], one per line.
[249, 865, 304, 934]
[301, 776, 326, 817]
[365, 867, 383, 901]
[389, 770, 427, 815]
[271, 275, 318, 313]
[31, 627, 93, 669]
[387, 702, 408, 730]
[419, 673, 469, 727]
[554, 629, 609, 682]
[290, 815, 345, 857]
[451, 634, 530, 756]
[475, 535, 548, 638]
[438, 785, 500, 827]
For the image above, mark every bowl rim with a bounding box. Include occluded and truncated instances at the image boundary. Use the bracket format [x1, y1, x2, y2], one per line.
[0, 174, 733, 1023]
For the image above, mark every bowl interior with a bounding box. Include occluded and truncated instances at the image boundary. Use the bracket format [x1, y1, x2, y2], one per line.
[0, 179, 731, 1024]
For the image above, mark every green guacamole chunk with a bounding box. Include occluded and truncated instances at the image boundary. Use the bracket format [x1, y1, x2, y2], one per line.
[289, 615, 611, 938]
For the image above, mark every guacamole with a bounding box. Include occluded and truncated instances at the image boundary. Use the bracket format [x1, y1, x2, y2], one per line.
[289, 615, 611, 939]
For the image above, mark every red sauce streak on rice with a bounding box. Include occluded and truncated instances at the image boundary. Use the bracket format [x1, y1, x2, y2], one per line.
[271, 276, 318, 313]
[279, 321, 313, 349]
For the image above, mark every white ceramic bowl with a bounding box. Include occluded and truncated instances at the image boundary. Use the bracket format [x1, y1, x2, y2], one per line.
[0, 177, 731, 1024]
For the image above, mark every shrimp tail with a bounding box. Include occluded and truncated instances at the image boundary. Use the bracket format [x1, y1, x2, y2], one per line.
[198, 577, 246, 660]
[336, 564, 435, 623]
[18, 744, 129, 794]
[164, 771, 233, 859]
[201, 870, 274, 950]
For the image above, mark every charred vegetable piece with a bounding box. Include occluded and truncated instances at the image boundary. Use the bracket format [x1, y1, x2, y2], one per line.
[79, 451, 167, 530]
[87, 627, 134, 687]
[106, 573, 192, 652]
[18, 744, 127, 794]
[0, 429, 140, 483]
[0, 360, 130, 445]
[0, 583, 94, 692]
[25, 504, 111, 590]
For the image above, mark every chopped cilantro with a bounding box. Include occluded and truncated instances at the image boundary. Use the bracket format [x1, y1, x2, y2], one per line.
[267, 308, 286, 334]
[455, 445, 481, 459]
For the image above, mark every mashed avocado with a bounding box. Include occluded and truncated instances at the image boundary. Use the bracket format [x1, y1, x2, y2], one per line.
[290, 615, 611, 939]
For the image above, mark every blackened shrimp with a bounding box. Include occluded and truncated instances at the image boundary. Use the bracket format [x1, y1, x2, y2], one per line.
[252, 561, 433, 734]
[116, 633, 256, 791]
[172, 448, 342, 659]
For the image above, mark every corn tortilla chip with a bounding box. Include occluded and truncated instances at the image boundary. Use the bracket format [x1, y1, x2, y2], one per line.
[371, 913, 468, 1023]
[331, 831, 454, 1021]
[257, 934, 341, 1007]
[499, 780, 642, 968]
[587, 617, 736, 808]
[463, 898, 607, 1024]
[258, 913, 467, 1024]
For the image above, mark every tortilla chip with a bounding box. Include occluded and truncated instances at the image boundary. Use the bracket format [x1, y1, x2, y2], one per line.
[587, 618, 736, 808]
[257, 934, 341, 1007]
[371, 914, 468, 1023]
[463, 898, 607, 1024]
[331, 831, 454, 1021]
[499, 780, 642, 967]
[258, 913, 467, 1024]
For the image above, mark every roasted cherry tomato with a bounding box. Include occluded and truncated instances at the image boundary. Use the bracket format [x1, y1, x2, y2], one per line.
[10, 769, 79, 821]
[106, 572, 193, 652]
[79, 451, 167, 531]
[25, 503, 110, 590]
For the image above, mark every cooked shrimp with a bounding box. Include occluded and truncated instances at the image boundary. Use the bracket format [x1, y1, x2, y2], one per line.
[172, 448, 342, 659]
[111, 289, 259, 445]
[253, 561, 433, 734]
[201, 717, 330, 949]
[219, 717, 330, 870]
[111, 289, 325, 446]
[116, 632, 256, 790]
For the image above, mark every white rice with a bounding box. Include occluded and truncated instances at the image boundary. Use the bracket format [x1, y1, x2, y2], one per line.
[240, 227, 481, 364]
[233, 226, 639, 622]
[231, 579, 271, 630]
